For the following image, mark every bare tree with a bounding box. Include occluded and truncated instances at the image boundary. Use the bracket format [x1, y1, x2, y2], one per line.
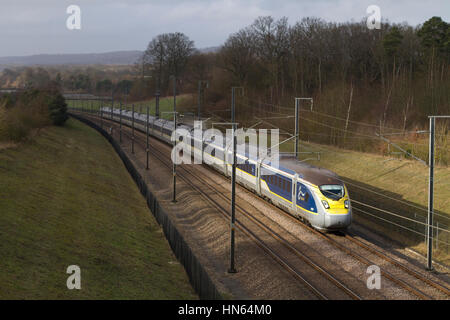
[219, 27, 256, 85]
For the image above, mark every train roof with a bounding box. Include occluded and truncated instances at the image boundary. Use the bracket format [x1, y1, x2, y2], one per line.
[101, 110, 342, 186]
[279, 156, 342, 186]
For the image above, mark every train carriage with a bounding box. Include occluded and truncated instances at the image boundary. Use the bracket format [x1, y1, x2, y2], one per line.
[100, 107, 352, 231]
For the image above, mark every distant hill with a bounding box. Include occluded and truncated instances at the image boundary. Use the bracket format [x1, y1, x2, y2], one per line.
[0, 47, 220, 69]
[0, 51, 143, 68]
[199, 46, 220, 54]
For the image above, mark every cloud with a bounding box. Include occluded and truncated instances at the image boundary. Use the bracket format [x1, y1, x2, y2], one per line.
[0, 0, 448, 56]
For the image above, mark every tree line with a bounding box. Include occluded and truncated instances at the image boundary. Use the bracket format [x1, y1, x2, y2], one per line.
[1, 16, 448, 136]
[135, 16, 448, 130]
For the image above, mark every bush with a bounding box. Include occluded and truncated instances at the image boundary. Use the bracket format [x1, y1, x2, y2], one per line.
[48, 93, 68, 126]
[0, 89, 68, 142]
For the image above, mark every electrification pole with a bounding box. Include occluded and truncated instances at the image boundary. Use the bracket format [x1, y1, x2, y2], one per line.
[111, 88, 114, 120]
[119, 101, 122, 143]
[173, 111, 177, 203]
[294, 98, 313, 159]
[163, 108, 179, 202]
[229, 86, 243, 274]
[198, 80, 209, 120]
[295, 98, 300, 158]
[427, 116, 435, 271]
[155, 91, 160, 118]
[146, 104, 150, 170]
[100, 99, 103, 128]
[172, 76, 177, 203]
[132, 104, 135, 154]
[426, 115, 450, 270]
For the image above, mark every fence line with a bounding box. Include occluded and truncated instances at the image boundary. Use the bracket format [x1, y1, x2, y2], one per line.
[70, 112, 222, 300]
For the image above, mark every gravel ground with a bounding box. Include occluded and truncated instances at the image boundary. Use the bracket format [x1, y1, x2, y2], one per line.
[100, 116, 319, 299]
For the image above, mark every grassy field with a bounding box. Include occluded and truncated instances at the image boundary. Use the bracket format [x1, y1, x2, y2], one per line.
[0, 118, 197, 299]
[67, 95, 194, 120]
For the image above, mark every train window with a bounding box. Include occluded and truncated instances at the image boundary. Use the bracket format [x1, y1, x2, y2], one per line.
[319, 185, 345, 200]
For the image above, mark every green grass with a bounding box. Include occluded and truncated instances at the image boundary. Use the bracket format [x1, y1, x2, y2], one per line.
[0, 118, 197, 299]
[67, 95, 192, 120]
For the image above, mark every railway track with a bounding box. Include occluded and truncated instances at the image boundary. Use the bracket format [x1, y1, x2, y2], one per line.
[75, 111, 450, 300]
[147, 137, 362, 300]
[80, 112, 360, 300]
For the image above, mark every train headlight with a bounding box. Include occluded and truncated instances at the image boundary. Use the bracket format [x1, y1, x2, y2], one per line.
[321, 200, 330, 210]
[344, 200, 349, 209]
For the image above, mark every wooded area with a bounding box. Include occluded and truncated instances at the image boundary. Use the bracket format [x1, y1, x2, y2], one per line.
[1, 16, 448, 157]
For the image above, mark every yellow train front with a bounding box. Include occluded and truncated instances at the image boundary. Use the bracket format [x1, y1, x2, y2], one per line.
[262, 157, 352, 231]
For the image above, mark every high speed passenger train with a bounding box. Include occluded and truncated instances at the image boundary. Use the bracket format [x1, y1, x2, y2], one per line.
[101, 107, 352, 230]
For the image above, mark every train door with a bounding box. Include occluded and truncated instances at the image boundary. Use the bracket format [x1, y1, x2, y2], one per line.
[292, 174, 298, 215]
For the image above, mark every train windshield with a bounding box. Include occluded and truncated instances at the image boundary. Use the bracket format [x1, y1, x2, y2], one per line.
[319, 185, 345, 200]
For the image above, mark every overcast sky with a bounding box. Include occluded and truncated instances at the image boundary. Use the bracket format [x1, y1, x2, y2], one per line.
[1, 0, 449, 57]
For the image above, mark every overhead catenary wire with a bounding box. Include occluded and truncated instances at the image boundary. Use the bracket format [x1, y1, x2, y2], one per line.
[300, 116, 386, 140]
[353, 206, 449, 246]
[242, 97, 450, 138]
[351, 199, 449, 233]
[290, 143, 450, 221]
[299, 116, 450, 150]
[89, 105, 450, 251]
[237, 98, 450, 255]
[242, 97, 406, 132]
[219, 97, 450, 224]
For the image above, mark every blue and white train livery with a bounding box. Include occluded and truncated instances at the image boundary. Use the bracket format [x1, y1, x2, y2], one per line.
[101, 107, 352, 230]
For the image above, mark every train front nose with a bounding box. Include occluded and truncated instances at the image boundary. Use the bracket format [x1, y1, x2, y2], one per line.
[323, 208, 352, 230]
